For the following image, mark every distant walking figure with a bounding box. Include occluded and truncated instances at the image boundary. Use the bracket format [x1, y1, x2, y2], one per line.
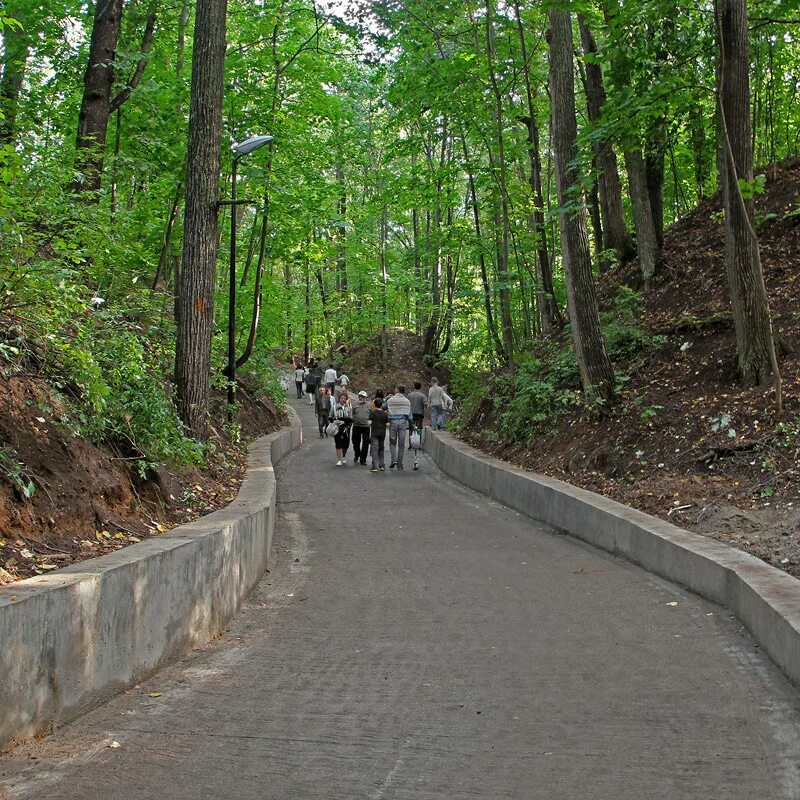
[310, 361, 324, 403]
[305, 360, 318, 405]
[294, 364, 305, 399]
[324, 364, 337, 391]
[428, 377, 447, 430]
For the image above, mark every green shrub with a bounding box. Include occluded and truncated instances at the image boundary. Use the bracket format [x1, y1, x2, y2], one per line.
[601, 286, 666, 362]
[52, 317, 204, 469]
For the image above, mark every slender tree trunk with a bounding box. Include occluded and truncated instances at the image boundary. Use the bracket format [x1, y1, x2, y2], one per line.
[422, 121, 449, 360]
[315, 265, 329, 320]
[513, 0, 563, 331]
[379, 208, 389, 371]
[578, 16, 634, 264]
[624, 149, 661, 290]
[587, 172, 604, 264]
[549, 7, 615, 404]
[304, 252, 311, 364]
[690, 104, 707, 200]
[175, 0, 227, 438]
[645, 125, 667, 247]
[461, 137, 504, 359]
[110, 107, 122, 219]
[239, 210, 259, 287]
[715, 0, 781, 399]
[0, 7, 29, 146]
[485, 0, 514, 361]
[153, 182, 182, 288]
[335, 162, 348, 297]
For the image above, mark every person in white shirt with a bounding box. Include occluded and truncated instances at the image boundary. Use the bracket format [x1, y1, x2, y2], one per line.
[324, 364, 337, 390]
[428, 377, 450, 430]
[294, 365, 305, 399]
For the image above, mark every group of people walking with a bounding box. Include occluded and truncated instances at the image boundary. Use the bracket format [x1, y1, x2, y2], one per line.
[294, 360, 349, 402]
[292, 362, 452, 473]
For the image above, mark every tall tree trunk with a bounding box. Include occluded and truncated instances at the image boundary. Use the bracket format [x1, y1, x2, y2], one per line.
[513, 0, 563, 331]
[304, 251, 311, 364]
[422, 120, 449, 360]
[379, 208, 389, 371]
[74, 0, 124, 196]
[74, 0, 156, 198]
[577, 16, 634, 264]
[175, 0, 227, 439]
[0, 6, 29, 146]
[715, 0, 781, 400]
[549, 7, 615, 404]
[485, 0, 514, 361]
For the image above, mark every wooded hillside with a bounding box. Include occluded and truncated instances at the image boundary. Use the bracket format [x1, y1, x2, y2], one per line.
[1, 0, 799, 579]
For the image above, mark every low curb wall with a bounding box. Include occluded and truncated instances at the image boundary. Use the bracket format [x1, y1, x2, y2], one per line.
[0, 410, 302, 752]
[424, 429, 800, 688]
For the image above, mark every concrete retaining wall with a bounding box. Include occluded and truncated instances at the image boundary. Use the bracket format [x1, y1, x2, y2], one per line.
[424, 430, 800, 687]
[0, 412, 302, 752]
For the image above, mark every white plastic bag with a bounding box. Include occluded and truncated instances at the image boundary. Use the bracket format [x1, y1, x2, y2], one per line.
[409, 430, 421, 450]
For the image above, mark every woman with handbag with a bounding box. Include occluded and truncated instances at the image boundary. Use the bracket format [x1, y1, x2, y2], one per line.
[331, 391, 353, 466]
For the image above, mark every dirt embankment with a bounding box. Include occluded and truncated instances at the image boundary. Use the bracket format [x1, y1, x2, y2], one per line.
[0, 376, 284, 584]
[461, 158, 800, 577]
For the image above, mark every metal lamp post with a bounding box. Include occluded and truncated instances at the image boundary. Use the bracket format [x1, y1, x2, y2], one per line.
[226, 134, 273, 415]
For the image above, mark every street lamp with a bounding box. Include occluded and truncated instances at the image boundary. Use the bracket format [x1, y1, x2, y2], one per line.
[227, 134, 273, 415]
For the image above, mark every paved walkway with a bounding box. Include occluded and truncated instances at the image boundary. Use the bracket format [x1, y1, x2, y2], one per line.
[2, 398, 800, 799]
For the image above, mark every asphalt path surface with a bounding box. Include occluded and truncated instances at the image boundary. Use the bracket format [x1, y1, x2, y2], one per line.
[2, 397, 799, 799]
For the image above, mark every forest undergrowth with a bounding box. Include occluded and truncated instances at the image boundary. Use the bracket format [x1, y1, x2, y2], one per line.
[456, 159, 800, 577]
[0, 294, 285, 585]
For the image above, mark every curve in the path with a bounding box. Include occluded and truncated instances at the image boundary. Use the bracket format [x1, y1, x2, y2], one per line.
[1, 398, 799, 800]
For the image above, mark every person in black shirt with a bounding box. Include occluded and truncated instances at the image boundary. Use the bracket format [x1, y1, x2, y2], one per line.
[369, 398, 389, 472]
[314, 386, 332, 438]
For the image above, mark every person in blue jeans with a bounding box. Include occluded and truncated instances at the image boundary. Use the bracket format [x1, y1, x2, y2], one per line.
[369, 398, 389, 472]
[386, 385, 415, 470]
[428, 377, 447, 430]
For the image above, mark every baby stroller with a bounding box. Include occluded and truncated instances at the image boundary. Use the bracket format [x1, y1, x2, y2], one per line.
[409, 428, 421, 471]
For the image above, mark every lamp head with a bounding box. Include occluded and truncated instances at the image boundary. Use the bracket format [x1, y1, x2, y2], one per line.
[232, 134, 274, 157]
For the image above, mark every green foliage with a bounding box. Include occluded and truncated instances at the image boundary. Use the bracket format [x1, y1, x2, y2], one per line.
[57, 319, 204, 468]
[0, 446, 35, 499]
[492, 356, 582, 444]
[600, 287, 667, 363]
[737, 174, 766, 200]
[639, 404, 664, 422]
